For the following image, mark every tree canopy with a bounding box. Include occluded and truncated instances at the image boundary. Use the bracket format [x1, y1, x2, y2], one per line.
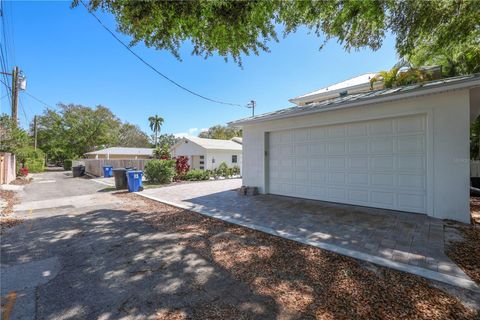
[198, 125, 242, 140]
[76, 0, 479, 65]
[35, 103, 150, 163]
[0, 113, 30, 154]
[118, 123, 150, 147]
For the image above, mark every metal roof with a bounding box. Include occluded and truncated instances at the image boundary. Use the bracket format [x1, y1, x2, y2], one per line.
[85, 147, 154, 155]
[289, 72, 378, 104]
[177, 136, 242, 151]
[230, 74, 480, 126]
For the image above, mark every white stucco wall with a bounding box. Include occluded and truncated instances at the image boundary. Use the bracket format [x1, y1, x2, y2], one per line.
[171, 140, 206, 157]
[242, 89, 471, 223]
[205, 151, 242, 171]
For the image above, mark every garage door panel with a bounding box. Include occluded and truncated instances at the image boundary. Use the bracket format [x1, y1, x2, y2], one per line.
[348, 190, 369, 203]
[397, 135, 425, 153]
[369, 119, 394, 135]
[371, 173, 394, 187]
[328, 125, 346, 138]
[397, 174, 425, 189]
[348, 157, 369, 170]
[327, 141, 346, 155]
[268, 114, 427, 214]
[347, 123, 368, 137]
[328, 157, 346, 169]
[347, 173, 369, 185]
[310, 143, 327, 155]
[371, 156, 394, 170]
[370, 138, 394, 153]
[397, 194, 425, 212]
[397, 155, 425, 171]
[294, 128, 310, 142]
[348, 139, 369, 154]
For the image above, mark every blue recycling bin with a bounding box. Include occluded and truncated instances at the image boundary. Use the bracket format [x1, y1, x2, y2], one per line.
[126, 170, 143, 192]
[102, 166, 113, 178]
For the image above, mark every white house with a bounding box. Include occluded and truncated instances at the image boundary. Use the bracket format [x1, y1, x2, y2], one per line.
[85, 147, 154, 160]
[171, 136, 242, 171]
[230, 74, 480, 223]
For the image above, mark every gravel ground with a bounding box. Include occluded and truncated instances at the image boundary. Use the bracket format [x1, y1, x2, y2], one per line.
[117, 193, 480, 320]
[0, 189, 23, 231]
[444, 198, 480, 285]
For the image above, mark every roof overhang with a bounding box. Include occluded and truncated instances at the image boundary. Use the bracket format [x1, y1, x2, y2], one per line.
[230, 75, 480, 127]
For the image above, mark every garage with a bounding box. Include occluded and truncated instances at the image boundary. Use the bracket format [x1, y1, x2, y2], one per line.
[268, 114, 427, 213]
[231, 75, 480, 223]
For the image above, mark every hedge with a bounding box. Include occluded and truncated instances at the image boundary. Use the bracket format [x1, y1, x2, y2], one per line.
[64, 159, 73, 171]
[144, 159, 176, 184]
[25, 158, 45, 173]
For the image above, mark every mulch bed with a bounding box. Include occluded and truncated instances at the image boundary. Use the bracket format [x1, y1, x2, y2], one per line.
[9, 177, 32, 185]
[470, 197, 480, 225]
[117, 193, 479, 320]
[443, 197, 480, 285]
[0, 190, 22, 231]
[0, 190, 19, 215]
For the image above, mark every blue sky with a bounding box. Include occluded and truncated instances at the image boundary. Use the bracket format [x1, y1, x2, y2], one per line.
[0, 1, 399, 136]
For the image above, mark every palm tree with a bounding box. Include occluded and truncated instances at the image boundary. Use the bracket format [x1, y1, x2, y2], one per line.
[148, 115, 164, 147]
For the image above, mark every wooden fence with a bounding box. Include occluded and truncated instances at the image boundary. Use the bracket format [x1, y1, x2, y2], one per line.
[0, 152, 16, 184]
[471, 162, 480, 178]
[72, 159, 151, 177]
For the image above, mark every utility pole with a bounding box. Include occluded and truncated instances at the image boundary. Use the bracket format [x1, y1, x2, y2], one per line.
[11, 66, 19, 125]
[34, 115, 38, 150]
[247, 100, 256, 117]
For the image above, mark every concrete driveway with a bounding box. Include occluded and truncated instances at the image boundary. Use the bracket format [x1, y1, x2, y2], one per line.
[139, 179, 478, 291]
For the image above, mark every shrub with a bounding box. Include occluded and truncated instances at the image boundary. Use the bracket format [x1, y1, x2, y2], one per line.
[217, 162, 229, 177]
[144, 159, 175, 184]
[64, 159, 73, 171]
[184, 169, 210, 181]
[232, 165, 241, 175]
[153, 144, 171, 160]
[24, 158, 45, 173]
[18, 167, 29, 176]
[175, 156, 190, 179]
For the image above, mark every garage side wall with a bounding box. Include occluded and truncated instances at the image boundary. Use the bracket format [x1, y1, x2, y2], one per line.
[242, 90, 470, 223]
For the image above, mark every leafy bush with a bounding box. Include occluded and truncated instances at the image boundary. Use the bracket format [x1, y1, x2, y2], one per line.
[18, 167, 29, 176]
[175, 156, 190, 179]
[16, 146, 45, 173]
[25, 159, 45, 173]
[64, 159, 73, 171]
[232, 165, 240, 175]
[216, 162, 229, 177]
[184, 169, 210, 181]
[144, 159, 175, 183]
[153, 144, 171, 160]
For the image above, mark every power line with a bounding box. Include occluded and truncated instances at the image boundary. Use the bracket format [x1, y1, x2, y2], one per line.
[79, 0, 242, 107]
[19, 96, 28, 127]
[22, 90, 55, 109]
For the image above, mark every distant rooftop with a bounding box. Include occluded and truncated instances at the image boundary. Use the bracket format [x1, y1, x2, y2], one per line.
[290, 73, 379, 105]
[85, 147, 154, 156]
[181, 136, 242, 151]
[230, 74, 480, 126]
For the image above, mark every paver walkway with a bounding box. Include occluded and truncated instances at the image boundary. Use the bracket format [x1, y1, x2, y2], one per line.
[140, 179, 478, 291]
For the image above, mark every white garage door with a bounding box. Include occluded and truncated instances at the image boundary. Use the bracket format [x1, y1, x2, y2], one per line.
[268, 114, 427, 213]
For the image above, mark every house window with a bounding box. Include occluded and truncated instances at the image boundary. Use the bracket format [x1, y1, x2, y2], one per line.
[200, 161, 204, 165]
[200, 166, 204, 170]
[212, 158, 215, 163]
[232, 155, 237, 163]
[200, 155, 204, 159]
